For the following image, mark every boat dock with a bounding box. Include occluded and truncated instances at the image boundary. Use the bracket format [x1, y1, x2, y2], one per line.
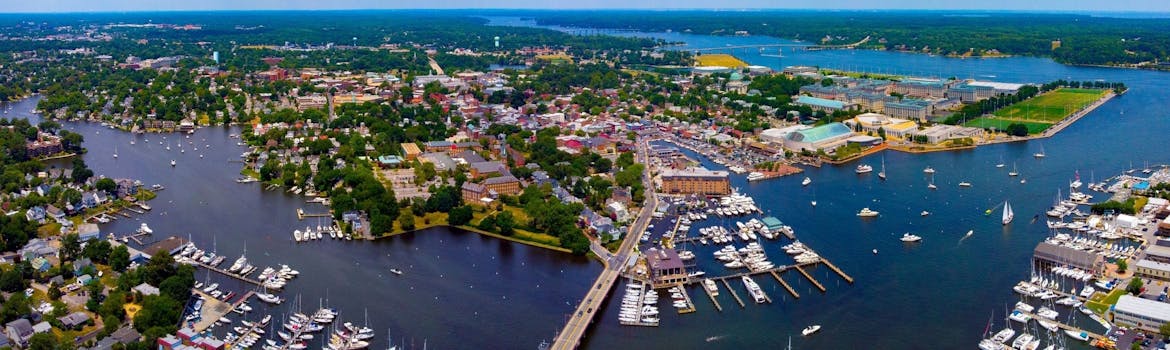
[771, 270, 800, 299]
[296, 208, 330, 220]
[190, 289, 253, 332]
[1016, 310, 1106, 341]
[701, 281, 722, 312]
[793, 265, 826, 293]
[190, 260, 273, 289]
[126, 207, 145, 214]
[820, 258, 854, 284]
[720, 278, 745, 308]
[675, 283, 696, 314]
[122, 231, 151, 245]
[619, 281, 659, 327]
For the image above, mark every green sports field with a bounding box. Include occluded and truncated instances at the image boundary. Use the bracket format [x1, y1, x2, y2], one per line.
[964, 88, 1106, 134]
[992, 88, 1105, 122]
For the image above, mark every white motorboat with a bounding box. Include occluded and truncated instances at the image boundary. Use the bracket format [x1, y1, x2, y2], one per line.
[801, 177, 811, 186]
[923, 166, 935, 174]
[801, 325, 821, 336]
[921, 211, 930, 216]
[747, 172, 766, 182]
[171, 159, 176, 167]
[857, 208, 879, 217]
[855, 164, 873, 174]
[900, 233, 922, 242]
[1064, 329, 1089, 341]
[959, 181, 972, 187]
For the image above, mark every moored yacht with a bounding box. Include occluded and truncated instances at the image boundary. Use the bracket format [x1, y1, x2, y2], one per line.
[900, 233, 922, 242]
[855, 164, 873, 174]
[857, 208, 879, 217]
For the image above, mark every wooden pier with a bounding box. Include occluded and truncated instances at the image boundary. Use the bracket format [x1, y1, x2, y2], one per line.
[296, 208, 331, 220]
[675, 283, 696, 314]
[794, 265, 826, 293]
[771, 270, 800, 299]
[700, 281, 722, 312]
[618, 281, 659, 327]
[720, 279, 745, 308]
[1016, 310, 1106, 341]
[820, 259, 854, 284]
[123, 231, 150, 245]
[191, 260, 271, 289]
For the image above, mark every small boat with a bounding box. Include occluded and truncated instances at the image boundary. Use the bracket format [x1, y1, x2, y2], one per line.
[390, 268, 403, 276]
[170, 160, 176, 167]
[878, 157, 886, 180]
[1064, 329, 1089, 341]
[857, 208, 879, 217]
[920, 211, 930, 216]
[872, 249, 878, 255]
[923, 166, 935, 174]
[958, 181, 972, 187]
[900, 233, 922, 242]
[1034, 143, 1046, 158]
[801, 177, 811, 186]
[855, 164, 873, 174]
[801, 325, 821, 336]
[810, 201, 817, 207]
[1002, 201, 1015, 225]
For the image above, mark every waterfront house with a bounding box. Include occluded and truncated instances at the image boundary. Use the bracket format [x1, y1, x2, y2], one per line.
[645, 248, 688, 288]
[4, 319, 33, 348]
[77, 223, 101, 242]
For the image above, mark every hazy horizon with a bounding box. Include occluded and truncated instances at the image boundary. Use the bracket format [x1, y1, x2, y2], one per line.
[4, 0, 1170, 13]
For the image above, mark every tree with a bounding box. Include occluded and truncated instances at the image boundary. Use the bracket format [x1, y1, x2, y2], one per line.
[1006, 123, 1029, 137]
[1, 292, 30, 323]
[1127, 278, 1144, 296]
[1117, 259, 1129, 273]
[71, 158, 94, 183]
[95, 177, 117, 195]
[496, 211, 515, 236]
[447, 206, 474, 226]
[110, 245, 131, 272]
[28, 332, 59, 350]
[399, 211, 416, 231]
[61, 233, 81, 261]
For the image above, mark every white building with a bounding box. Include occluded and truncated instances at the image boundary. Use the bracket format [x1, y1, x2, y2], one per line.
[1114, 295, 1170, 333]
[760, 125, 811, 144]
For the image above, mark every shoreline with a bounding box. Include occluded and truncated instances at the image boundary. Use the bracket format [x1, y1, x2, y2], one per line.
[975, 90, 1117, 147]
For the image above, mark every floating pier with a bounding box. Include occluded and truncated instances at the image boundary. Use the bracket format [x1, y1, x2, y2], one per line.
[771, 270, 800, 299]
[675, 283, 696, 314]
[720, 279, 745, 308]
[794, 265, 826, 293]
[296, 208, 331, 220]
[820, 259, 854, 284]
[701, 281, 722, 312]
[190, 260, 271, 289]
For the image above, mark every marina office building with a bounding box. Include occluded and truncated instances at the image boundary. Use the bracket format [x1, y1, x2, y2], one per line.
[645, 248, 688, 288]
[659, 168, 731, 196]
[1032, 242, 1105, 276]
[1113, 295, 1170, 333]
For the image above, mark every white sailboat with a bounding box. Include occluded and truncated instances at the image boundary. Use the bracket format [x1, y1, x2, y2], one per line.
[1009, 162, 1019, 177]
[878, 156, 887, 180]
[996, 155, 1005, 168]
[1034, 142, 1046, 158]
[113, 146, 118, 158]
[1002, 201, 1015, 225]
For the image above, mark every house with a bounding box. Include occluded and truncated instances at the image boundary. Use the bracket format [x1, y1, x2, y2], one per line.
[115, 178, 140, 197]
[87, 326, 141, 350]
[19, 239, 57, 260]
[45, 204, 65, 222]
[607, 201, 630, 223]
[73, 258, 94, 276]
[5, 319, 34, 348]
[77, 223, 101, 241]
[24, 206, 45, 223]
[30, 256, 51, 272]
[133, 283, 160, 296]
[57, 312, 90, 330]
[77, 274, 94, 286]
[31, 322, 51, 335]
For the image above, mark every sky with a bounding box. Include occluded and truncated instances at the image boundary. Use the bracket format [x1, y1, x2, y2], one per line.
[4, 0, 1170, 13]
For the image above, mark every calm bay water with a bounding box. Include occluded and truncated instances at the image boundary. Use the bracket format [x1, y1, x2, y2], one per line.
[488, 17, 1170, 349]
[4, 98, 598, 349]
[1, 16, 1168, 348]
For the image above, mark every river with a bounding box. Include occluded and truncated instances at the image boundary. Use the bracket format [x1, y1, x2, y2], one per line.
[487, 16, 1170, 350]
[2, 97, 598, 349]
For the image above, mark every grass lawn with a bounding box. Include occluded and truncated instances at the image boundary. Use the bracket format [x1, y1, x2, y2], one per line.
[1086, 288, 1126, 314]
[963, 117, 1052, 134]
[695, 54, 747, 68]
[993, 88, 1105, 122]
[469, 206, 562, 247]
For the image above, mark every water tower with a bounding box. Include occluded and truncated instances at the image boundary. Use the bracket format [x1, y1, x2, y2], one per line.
[494, 36, 500, 48]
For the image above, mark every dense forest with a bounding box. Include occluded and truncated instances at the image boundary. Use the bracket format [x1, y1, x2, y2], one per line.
[526, 10, 1170, 66]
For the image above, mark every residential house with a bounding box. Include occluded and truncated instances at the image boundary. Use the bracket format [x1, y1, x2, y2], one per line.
[25, 206, 45, 224]
[77, 223, 101, 241]
[45, 204, 65, 223]
[57, 312, 90, 330]
[4, 319, 34, 348]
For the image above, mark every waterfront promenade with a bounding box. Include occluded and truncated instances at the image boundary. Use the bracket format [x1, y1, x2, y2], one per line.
[552, 140, 658, 350]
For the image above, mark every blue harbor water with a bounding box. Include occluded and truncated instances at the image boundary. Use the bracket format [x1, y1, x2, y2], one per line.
[4, 97, 598, 350]
[1, 16, 1168, 349]
[488, 17, 1170, 349]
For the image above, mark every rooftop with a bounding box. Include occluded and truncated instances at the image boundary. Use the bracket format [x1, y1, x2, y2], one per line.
[660, 167, 729, 179]
[1116, 295, 1170, 322]
[645, 248, 684, 271]
[795, 95, 846, 109]
[787, 122, 852, 143]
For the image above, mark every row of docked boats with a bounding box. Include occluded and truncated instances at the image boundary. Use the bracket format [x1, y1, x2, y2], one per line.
[224, 314, 273, 348]
[618, 283, 659, 325]
[294, 222, 347, 242]
[1045, 233, 1135, 260]
[713, 243, 776, 271]
[782, 241, 822, 264]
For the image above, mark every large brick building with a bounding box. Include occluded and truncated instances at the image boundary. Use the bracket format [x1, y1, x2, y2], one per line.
[659, 168, 730, 196]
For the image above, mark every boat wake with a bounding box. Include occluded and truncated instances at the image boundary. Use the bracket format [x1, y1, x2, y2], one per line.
[958, 230, 974, 244]
[705, 335, 726, 342]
